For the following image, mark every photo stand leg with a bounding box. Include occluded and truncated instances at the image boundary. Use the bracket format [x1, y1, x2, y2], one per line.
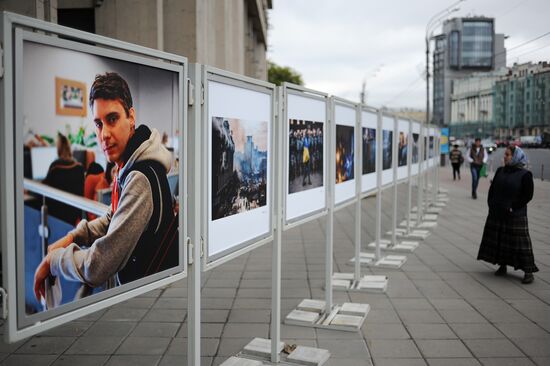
[331, 272, 388, 293]
[222, 338, 330, 366]
[285, 299, 370, 332]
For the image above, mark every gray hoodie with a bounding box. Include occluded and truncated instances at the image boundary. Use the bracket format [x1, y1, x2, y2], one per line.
[49, 127, 172, 287]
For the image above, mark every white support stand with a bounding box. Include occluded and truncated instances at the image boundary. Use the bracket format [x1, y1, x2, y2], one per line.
[187, 64, 201, 366]
[229, 85, 331, 366]
[285, 98, 369, 333]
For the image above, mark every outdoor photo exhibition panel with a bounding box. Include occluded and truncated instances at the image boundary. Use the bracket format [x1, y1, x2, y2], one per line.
[397, 119, 410, 181]
[0, 13, 187, 342]
[411, 122, 421, 176]
[334, 99, 358, 207]
[204, 67, 274, 269]
[284, 86, 328, 225]
[361, 108, 378, 194]
[428, 127, 436, 168]
[381, 115, 395, 186]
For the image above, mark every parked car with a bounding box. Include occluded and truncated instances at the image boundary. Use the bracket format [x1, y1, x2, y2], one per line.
[519, 135, 541, 148]
[481, 139, 497, 154]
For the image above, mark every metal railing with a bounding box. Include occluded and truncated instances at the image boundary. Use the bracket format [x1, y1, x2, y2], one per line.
[24, 178, 109, 217]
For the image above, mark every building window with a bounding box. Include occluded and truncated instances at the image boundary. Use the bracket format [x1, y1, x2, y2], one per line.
[449, 31, 460, 68]
[461, 21, 493, 68]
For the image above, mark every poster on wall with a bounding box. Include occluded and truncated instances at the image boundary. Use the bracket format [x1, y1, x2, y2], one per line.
[334, 102, 356, 205]
[285, 92, 327, 223]
[361, 110, 377, 193]
[428, 127, 435, 167]
[12, 29, 185, 334]
[397, 119, 409, 180]
[381, 116, 394, 185]
[207, 79, 272, 262]
[411, 122, 421, 175]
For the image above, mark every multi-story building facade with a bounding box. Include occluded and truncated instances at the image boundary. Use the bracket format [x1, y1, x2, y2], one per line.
[493, 62, 550, 139]
[449, 69, 507, 138]
[0, 0, 272, 80]
[433, 17, 506, 127]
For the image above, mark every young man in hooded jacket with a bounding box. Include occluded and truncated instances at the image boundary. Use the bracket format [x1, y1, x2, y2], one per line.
[34, 72, 177, 302]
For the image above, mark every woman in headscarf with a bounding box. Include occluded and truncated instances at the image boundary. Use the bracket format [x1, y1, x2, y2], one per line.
[477, 145, 538, 284]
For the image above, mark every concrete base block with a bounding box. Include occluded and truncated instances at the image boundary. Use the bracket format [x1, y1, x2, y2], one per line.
[231, 338, 331, 366]
[242, 337, 284, 358]
[387, 228, 431, 240]
[367, 240, 419, 253]
[287, 346, 330, 366]
[408, 213, 438, 221]
[399, 220, 437, 229]
[285, 300, 369, 332]
[220, 356, 265, 366]
[331, 273, 389, 293]
[411, 206, 442, 214]
[349, 252, 375, 264]
[373, 255, 407, 269]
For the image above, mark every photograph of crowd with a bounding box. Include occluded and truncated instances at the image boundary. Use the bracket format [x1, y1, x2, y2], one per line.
[362, 127, 376, 175]
[429, 136, 434, 158]
[412, 133, 419, 164]
[212, 116, 268, 221]
[382, 130, 393, 170]
[288, 119, 324, 194]
[398, 131, 408, 167]
[335, 125, 354, 183]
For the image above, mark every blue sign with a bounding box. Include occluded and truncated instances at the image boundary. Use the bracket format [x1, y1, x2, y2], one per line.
[441, 128, 449, 154]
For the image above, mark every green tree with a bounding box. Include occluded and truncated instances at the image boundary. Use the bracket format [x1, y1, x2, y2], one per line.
[268, 61, 304, 86]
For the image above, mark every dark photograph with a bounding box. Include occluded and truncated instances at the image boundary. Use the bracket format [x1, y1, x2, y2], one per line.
[362, 127, 376, 175]
[398, 131, 408, 167]
[336, 125, 354, 183]
[212, 116, 268, 221]
[412, 132, 419, 164]
[288, 119, 324, 194]
[382, 130, 393, 170]
[429, 136, 434, 158]
[424, 136, 428, 161]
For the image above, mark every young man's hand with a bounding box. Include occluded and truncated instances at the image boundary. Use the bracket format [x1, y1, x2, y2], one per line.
[33, 249, 61, 302]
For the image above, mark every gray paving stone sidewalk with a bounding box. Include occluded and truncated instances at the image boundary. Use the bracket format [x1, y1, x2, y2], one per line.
[1, 166, 549, 366]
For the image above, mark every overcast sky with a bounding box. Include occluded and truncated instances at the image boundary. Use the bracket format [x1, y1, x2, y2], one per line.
[266, 0, 550, 110]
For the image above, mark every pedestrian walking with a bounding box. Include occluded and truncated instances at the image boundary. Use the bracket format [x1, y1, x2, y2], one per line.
[467, 138, 487, 199]
[477, 146, 538, 284]
[449, 144, 463, 180]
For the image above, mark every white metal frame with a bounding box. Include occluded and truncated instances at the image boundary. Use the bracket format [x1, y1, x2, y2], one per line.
[1, 12, 188, 343]
[201, 66, 276, 271]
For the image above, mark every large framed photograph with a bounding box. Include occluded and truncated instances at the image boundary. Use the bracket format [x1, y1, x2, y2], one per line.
[285, 91, 327, 224]
[55, 77, 87, 117]
[381, 116, 394, 186]
[361, 109, 377, 194]
[334, 102, 357, 206]
[3, 16, 186, 341]
[411, 122, 421, 176]
[206, 74, 273, 266]
[397, 119, 410, 180]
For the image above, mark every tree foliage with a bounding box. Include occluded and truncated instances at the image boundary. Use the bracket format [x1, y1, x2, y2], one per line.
[268, 61, 304, 86]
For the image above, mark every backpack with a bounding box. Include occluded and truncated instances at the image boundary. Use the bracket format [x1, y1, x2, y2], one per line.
[117, 160, 179, 284]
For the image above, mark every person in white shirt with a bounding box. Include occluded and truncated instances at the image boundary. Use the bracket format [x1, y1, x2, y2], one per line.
[467, 137, 488, 199]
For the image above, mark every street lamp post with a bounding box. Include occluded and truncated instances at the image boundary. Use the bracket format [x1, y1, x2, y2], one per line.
[420, 0, 464, 216]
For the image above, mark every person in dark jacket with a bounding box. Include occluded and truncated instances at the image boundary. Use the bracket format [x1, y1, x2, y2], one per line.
[477, 145, 538, 284]
[467, 138, 487, 199]
[43, 133, 85, 225]
[449, 144, 463, 180]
